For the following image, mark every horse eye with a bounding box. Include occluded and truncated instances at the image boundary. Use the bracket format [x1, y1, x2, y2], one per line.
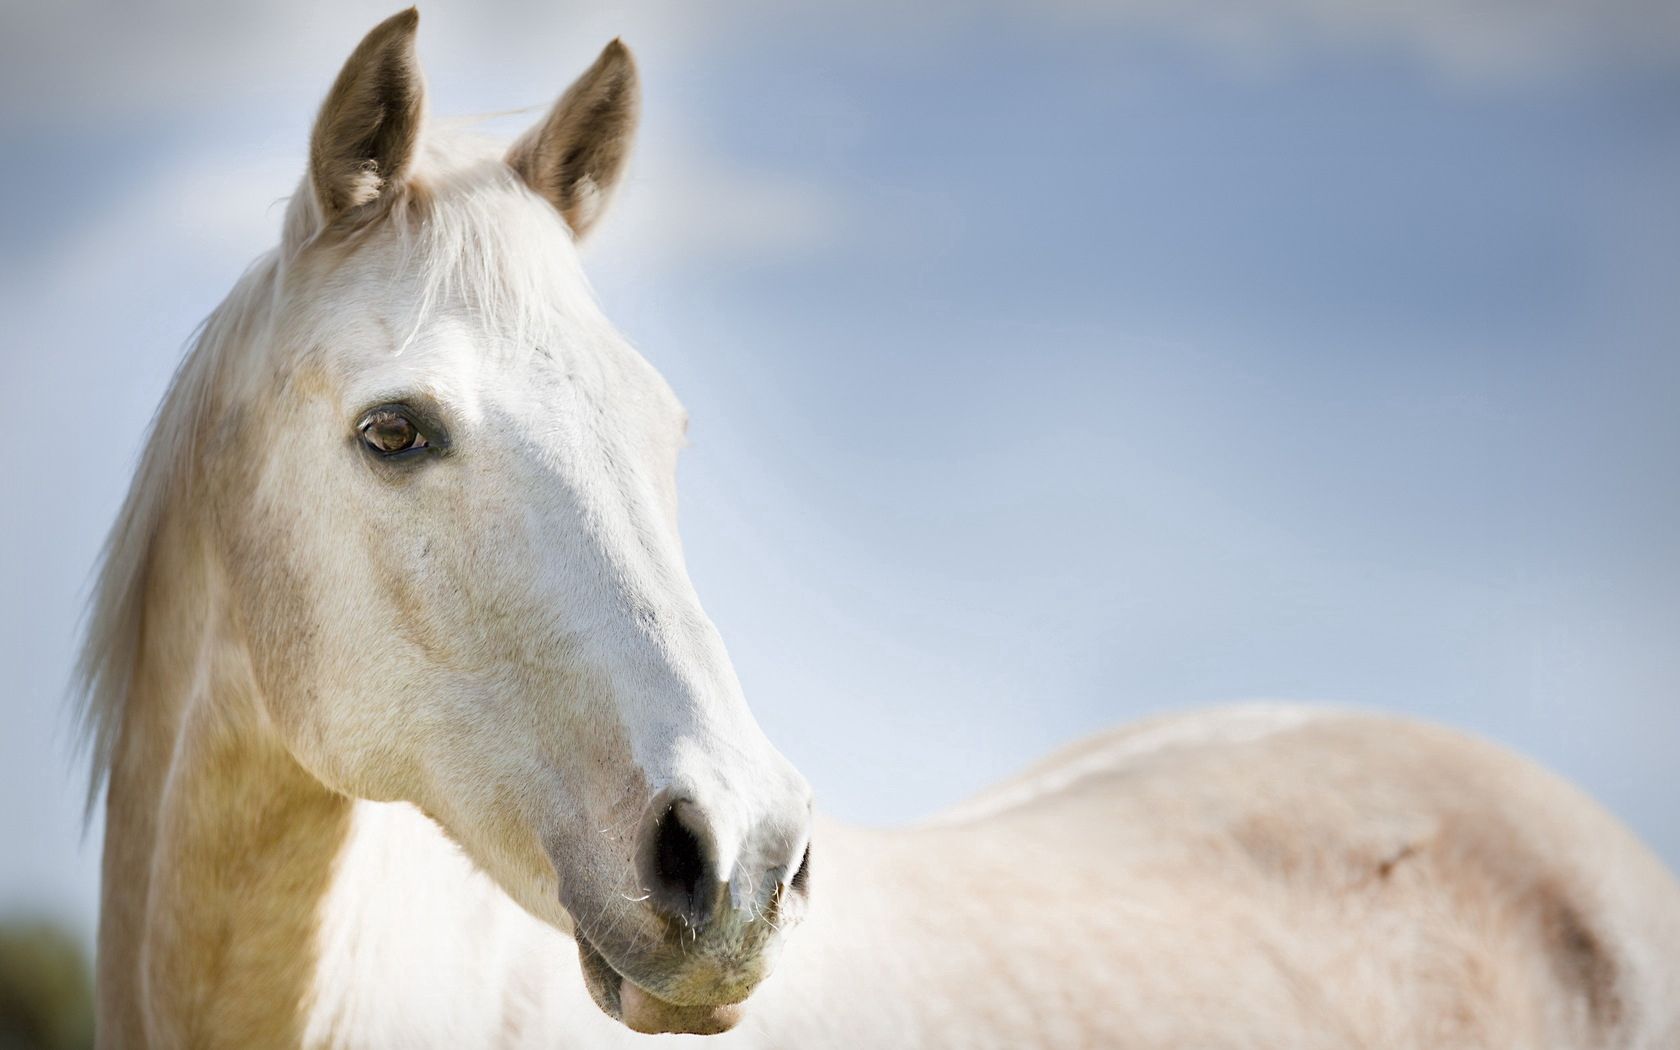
[358, 407, 429, 457]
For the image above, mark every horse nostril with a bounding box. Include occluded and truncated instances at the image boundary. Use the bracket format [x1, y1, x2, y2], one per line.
[643, 800, 715, 925]
[790, 843, 811, 894]
[655, 807, 706, 900]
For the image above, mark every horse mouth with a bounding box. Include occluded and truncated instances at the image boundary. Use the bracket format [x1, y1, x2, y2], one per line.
[575, 932, 745, 1035]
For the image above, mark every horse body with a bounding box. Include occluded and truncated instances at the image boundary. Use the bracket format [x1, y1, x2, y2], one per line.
[297, 708, 1680, 1050]
[80, 12, 1680, 1048]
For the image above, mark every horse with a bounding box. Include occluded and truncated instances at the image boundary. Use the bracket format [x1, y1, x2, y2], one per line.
[75, 10, 1680, 1048]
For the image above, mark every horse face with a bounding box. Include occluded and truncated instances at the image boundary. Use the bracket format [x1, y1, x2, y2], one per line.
[216, 13, 811, 1035]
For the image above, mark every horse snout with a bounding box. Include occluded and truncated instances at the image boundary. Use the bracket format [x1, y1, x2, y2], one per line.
[567, 787, 810, 1032]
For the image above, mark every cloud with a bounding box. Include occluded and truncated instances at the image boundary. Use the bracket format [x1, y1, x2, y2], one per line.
[1029, 0, 1680, 82]
[1, 0, 842, 285]
[0, 1, 720, 124]
[591, 138, 846, 281]
[0, 147, 296, 327]
[4, 0, 1665, 292]
[5, 0, 1678, 132]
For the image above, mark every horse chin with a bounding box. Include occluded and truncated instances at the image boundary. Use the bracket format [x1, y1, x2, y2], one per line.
[575, 932, 745, 1036]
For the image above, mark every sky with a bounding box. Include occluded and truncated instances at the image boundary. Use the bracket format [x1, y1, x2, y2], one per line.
[2, 0, 1678, 946]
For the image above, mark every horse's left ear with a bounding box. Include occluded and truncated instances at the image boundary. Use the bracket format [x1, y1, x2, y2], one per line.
[507, 39, 640, 240]
[310, 8, 426, 222]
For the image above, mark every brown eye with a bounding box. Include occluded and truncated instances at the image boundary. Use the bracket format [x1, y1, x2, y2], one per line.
[358, 407, 429, 457]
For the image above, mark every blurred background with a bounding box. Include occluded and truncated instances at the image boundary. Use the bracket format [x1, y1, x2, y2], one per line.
[2, 1, 1677, 1038]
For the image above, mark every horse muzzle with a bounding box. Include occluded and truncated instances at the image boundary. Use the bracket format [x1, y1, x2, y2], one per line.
[562, 788, 814, 1034]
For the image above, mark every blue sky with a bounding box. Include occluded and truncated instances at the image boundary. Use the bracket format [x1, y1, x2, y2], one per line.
[3, 1, 1677, 943]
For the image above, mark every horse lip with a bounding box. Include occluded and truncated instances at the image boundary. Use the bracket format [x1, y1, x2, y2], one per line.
[572, 930, 748, 1035]
[574, 931, 624, 1021]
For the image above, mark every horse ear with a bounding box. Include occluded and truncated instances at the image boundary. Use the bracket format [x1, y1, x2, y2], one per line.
[507, 39, 640, 240]
[309, 8, 425, 222]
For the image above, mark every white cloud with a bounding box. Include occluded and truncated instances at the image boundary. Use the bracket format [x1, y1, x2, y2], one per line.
[591, 137, 846, 280]
[1059, 0, 1680, 82]
[2, 0, 842, 286]
[0, 1, 721, 123]
[5, 0, 1677, 131]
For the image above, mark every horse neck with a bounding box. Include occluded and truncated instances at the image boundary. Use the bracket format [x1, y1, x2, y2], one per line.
[98, 506, 349, 1047]
[97, 508, 582, 1049]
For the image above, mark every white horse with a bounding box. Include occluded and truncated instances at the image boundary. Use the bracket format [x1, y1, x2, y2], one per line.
[78, 10, 1680, 1048]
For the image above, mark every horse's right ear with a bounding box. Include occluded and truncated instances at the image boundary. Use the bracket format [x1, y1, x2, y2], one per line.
[309, 8, 425, 223]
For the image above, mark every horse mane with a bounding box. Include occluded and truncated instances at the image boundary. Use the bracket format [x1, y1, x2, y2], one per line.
[70, 250, 281, 815]
[70, 126, 605, 814]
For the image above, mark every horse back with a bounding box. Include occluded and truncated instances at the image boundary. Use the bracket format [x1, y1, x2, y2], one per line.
[917, 705, 1680, 1048]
